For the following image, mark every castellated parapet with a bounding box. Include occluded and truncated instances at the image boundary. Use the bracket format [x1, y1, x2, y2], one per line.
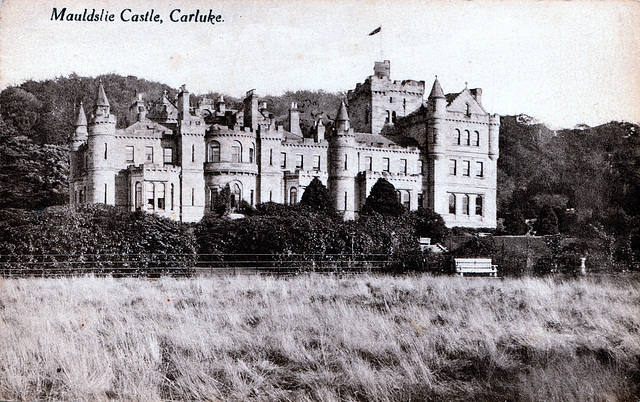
[69, 61, 498, 228]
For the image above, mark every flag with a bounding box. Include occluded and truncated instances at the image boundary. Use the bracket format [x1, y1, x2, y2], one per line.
[368, 26, 381, 36]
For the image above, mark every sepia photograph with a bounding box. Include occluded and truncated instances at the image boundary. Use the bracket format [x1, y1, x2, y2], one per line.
[1, 0, 639, 400]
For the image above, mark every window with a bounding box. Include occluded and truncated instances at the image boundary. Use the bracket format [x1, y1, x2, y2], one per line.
[389, 97, 393, 103]
[281, 152, 287, 168]
[104, 143, 108, 159]
[466, 103, 471, 116]
[462, 195, 470, 215]
[210, 187, 219, 211]
[146, 147, 154, 163]
[191, 188, 195, 206]
[344, 191, 348, 210]
[474, 131, 480, 146]
[344, 154, 348, 170]
[456, 129, 461, 145]
[383, 157, 390, 172]
[170, 183, 174, 210]
[163, 148, 173, 165]
[418, 193, 424, 209]
[476, 161, 484, 177]
[157, 183, 165, 210]
[385, 110, 390, 123]
[465, 130, 470, 146]
[400, 159, 407, 174]
[313, 155, 321, 171]
[476, 195, 483, 216]
[449, 193, 456, 214]
[449, 159, 457, 175]
[209, 141, 220, 162]
[249, 146, 255, 163]
[289, 187, 298, 205]
[418, 160, 424, 175]
[400, 190, 410, 209]
[250, 190, 254, 206]
[191, 144, 195, 163]
[231, 143, 241, 163]
[146, 182, 155, 209]
[463, 160, 470, 176]
[296, 154, 303, 170]
[104, 183, 107, 203]
[231, 183, 241, 209]
[126, 146, 134, 162]
[392, 111, 397, 123]
[269, 149, 273, 166]
[365, 156, 372, 171]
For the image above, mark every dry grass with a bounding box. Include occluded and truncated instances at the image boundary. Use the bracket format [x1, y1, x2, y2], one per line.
[1, 274, 639, 401]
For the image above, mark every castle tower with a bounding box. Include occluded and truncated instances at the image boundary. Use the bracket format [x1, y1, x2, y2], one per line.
[177, 84, 206, 222]
[86, 80, 117, 205]
[69, 102, 88, 205]
[424, 76, 447, 215]
[328, 100, 357, 219]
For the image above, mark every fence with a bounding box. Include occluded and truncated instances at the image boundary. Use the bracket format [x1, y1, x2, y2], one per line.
[0, 253, 440, 278]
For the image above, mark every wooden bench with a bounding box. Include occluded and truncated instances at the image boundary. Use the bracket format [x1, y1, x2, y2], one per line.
[454, 258, 498, 277]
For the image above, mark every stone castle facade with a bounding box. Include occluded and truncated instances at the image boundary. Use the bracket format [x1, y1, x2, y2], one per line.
[69, 61, 499, 227]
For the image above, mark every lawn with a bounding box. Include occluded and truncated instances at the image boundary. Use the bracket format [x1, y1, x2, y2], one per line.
[1, 274, 639, 401]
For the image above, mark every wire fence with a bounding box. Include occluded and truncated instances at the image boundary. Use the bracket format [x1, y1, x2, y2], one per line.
[0, 253, 437, 278]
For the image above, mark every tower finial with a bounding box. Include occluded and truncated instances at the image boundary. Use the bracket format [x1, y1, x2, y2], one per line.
[335, 99, 350, 122]
[74, 102, 87, 127]
[96, 80, 110, 107]
[428, 77, 445, 99]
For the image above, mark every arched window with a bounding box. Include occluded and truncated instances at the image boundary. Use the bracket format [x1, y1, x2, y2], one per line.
[231, 183, 241, 209]
[290, 187, 298, 205]
[449, 193, 456, 214]
[231, 141, 242, 163]
[456, 129, 461, 145]
[475, 195, 483, 216]
[385, 110, 390, 123]
[209, 141, 220, 162]
[465, 130, 470, 146]
[474, 131, 480, 146]
[135, 182, 142, 209]
[249, 144, 255, 163]
[462, 195, 470, 215]
[210, 187, 220, 211]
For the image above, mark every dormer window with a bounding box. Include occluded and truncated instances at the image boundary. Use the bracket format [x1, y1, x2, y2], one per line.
[466, 103, 471, 116]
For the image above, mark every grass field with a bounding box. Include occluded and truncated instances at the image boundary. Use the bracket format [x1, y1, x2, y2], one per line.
[1, 274, 639, 401]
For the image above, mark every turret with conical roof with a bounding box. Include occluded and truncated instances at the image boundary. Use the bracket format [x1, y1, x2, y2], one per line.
[427, 76, 446, 159]
[328, 100, 357, 219]
[94, 80, 111, 119]
[71, 102, 87, 150]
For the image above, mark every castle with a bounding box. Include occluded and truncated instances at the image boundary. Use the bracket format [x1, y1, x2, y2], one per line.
[69, 61, 499, 227]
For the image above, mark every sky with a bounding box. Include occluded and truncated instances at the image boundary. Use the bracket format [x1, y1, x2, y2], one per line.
[1, 0, 639, 129]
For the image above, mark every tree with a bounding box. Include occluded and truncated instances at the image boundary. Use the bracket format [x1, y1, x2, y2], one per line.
[503, 209, 529, 235]
[412, 207, 449, 242]
[361, 178, 404, 216]
[300, 177, 335, 214]
[534, 204, 559, 235]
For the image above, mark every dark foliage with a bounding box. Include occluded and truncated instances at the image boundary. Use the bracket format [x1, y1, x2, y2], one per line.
[502, 209, 530, 235]
[534, 205, 559, 235]
[361, 178, 405, 217]
[300, 177, 335, 214]
[411, 207, 449, 242]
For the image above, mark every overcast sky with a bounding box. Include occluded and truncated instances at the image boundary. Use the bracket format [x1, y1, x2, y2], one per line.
[1, 0, 639, 128]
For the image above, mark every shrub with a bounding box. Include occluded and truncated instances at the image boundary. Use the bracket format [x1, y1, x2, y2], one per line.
[361, 178, 404, 217]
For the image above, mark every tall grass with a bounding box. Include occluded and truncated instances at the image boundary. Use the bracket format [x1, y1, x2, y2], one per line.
[1, 274, 639, 401]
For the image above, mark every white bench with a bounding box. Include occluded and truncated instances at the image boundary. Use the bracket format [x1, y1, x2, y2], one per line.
[454, 258, 498, 277]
